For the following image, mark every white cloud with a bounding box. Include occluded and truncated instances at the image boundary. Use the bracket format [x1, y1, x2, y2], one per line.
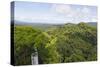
[52, 4, 97, 23]
[82, 7, 90, 14]
[91, 16, 98, 22]
[51, 4, 72, 15]
[15, 16, 26, 21]
[15, 16, 34, 22]
[31, 15, 66, 23]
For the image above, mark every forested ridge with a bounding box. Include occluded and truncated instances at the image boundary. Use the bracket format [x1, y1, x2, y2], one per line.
[13, 22, 97, 65]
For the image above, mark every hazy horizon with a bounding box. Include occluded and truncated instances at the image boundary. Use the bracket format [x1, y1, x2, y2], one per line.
[14, 20, 97, 25]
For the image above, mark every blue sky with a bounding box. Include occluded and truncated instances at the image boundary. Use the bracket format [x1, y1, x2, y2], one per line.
[14, 1, 97, 24]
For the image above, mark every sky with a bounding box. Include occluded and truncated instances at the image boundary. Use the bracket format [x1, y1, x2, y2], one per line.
[14, 1, 97, 24]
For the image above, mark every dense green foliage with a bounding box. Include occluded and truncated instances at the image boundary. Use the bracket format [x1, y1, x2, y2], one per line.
[14, 22, 97, 65]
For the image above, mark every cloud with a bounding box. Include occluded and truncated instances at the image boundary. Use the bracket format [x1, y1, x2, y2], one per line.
[50, 4, 97, 23]
[51, 4, 72, 15]
[90, 16, 98, 22]
[31, 15, 67, 24]
[82, 7, 90, 14]
[15, 16, 34, 22]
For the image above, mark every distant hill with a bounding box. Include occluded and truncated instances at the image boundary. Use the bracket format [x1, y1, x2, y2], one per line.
[13, 20, 63, 30]
[14, 20, 64, 25]
[13, 20, 97, 28]
[87, 22, 97, 26]
[14, 20, 35, 25]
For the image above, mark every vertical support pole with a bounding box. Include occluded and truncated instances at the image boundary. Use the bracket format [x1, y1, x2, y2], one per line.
[31, 52, 38, 65]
